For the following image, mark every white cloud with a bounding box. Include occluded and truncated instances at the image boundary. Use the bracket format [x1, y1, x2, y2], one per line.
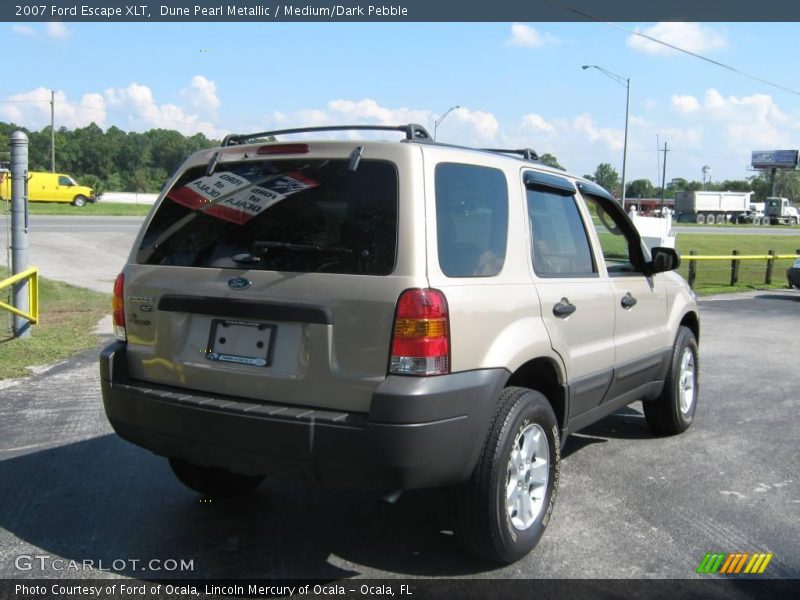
[328, 98, 430, 126]
[521, 113, 556, 134]
[11, 25, 34, 35]
[506, 23, 557, 48]
[0, 78, 225, 138]
[0, 87, 106, 129]
[450, 107, 499, 140]
[265, 99, 497, 143]
[671, 95, 700, 114]
[105, 81, 221, 137]
[46, 22, 70, 39]
[2, 84, 794, 182]
[627, 22, 727, 56]
[180, 75, 221, 115]
[669, 88, 796, 150]
[572, 114, 625, 152]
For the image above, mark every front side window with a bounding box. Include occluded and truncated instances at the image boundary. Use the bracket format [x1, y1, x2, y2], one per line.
[58, 176, 72, 186]
[527, 186, 596, 277]
[435, 163, 508, 277]
[138, 159, 398, 276]
[583, 194, 643, 274]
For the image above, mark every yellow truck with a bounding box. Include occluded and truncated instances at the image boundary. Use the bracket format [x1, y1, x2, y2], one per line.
[0, 170, 96, 206]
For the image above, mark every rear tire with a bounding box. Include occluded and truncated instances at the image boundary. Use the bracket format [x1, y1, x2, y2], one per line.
[454, 387, 560, 564]
[695, 214, 706, 224]
[643, 327, 699, 435]
[715, 214, 726, 224]
[168, 458, 264, 497]
[72, 195, 87, 207]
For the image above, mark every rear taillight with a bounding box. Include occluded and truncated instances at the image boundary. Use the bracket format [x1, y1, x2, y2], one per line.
[112, 273, 126, 342]
[389, 288, 450, 376]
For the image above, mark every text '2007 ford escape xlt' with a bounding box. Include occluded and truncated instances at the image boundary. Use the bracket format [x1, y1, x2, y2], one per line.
[100, 124, 699, 563]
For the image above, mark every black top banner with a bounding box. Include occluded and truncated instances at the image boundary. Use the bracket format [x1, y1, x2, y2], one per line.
[4, 0, 800, 22]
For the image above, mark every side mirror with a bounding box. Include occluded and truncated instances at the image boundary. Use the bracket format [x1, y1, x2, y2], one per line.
[647, 246, 680, 275]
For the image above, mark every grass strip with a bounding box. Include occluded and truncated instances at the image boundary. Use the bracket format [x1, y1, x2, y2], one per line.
[0, 267, 110, 379]
[3, 201, 152, 217]
[675, 233, 800, 294]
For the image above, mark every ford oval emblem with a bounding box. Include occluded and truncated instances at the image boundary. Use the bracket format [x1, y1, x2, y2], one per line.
[228, 277, 251, 290]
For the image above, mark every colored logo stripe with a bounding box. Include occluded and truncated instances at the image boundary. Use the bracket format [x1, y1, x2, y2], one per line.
[697, 553, 726, 574]
[697, 552, 773, 574]
[744, 553, 773, 574]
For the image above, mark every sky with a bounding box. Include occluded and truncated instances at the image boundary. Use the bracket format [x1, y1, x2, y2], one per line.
[2, 21, 800, 184]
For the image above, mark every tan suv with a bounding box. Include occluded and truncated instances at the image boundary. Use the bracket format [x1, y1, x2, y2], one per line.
[100, 124, 699, 563]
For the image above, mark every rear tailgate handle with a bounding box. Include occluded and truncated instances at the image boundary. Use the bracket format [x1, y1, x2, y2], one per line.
[553, 298, 576, 318]
[621, 293, 638, 309]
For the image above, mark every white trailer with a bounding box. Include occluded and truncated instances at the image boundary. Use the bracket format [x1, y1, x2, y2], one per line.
[675, 191, 753, 224]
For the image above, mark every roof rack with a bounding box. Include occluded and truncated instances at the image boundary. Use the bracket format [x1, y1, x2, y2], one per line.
[480, 148, 540, 161]
[222, 123, 432, 147]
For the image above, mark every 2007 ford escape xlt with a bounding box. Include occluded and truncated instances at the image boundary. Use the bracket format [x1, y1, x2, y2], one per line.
[100, 124, 699, 563]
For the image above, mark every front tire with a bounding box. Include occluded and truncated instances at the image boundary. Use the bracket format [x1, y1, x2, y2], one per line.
[643, 326, 699, 434]
[72, 195, 87, 207]
[454, 387, 560, 563]
[168, 458, 264, 497]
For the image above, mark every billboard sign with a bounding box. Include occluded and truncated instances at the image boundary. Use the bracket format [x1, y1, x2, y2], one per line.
[751, 150, 799, 169]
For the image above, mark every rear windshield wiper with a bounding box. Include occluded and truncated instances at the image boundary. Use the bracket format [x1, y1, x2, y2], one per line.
[230, 241, 354, 264]
[252, 240, 354, 254]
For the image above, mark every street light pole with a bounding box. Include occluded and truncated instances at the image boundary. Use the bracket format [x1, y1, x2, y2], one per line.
[582, 65, 630, 205]
[434, 105, 460, 141]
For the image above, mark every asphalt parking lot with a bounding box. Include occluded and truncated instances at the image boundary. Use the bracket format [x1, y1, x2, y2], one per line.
[1, 288, 798, 581]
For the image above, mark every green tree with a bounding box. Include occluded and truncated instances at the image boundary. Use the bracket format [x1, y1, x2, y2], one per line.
[666, 177, 702, 197]
[593, 163, 619, 196]
[625, 178, 655, 198]
[748, 170, 800, 201]
[538, 153, 564, 170]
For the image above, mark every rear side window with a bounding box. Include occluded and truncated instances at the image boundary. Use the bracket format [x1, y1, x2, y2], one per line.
[435, 163, 508, 277]
[137, 159, 398, 276]
[527, 187, 596, 278]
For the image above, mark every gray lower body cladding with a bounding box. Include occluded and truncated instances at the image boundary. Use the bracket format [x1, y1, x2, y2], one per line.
[100, 342, 508, 491]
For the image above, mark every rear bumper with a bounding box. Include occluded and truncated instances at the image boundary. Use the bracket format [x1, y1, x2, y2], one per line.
[100, 342, 508, 490]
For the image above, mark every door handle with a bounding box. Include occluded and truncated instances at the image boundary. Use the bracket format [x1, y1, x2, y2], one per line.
[553, 298, 576, 318]
[621, 293, 638, 309]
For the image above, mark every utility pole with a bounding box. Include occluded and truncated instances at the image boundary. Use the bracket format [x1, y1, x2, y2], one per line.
[11, 131, 30, 338]
[659, 141, 669, 214]
[50, 90, 55, 172]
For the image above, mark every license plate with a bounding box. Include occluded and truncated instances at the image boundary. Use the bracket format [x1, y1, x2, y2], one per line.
[206, 319, 275, 367]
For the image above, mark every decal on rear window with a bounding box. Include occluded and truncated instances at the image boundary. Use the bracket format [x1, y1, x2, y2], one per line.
[167, 169, 319, 225]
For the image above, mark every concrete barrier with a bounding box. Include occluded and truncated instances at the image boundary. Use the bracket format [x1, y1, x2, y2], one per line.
[99, 192, 158, 204]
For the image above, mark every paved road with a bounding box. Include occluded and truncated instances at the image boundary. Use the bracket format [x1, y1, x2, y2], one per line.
[1, 216, 142, 294]
[1, 291, 798, 581]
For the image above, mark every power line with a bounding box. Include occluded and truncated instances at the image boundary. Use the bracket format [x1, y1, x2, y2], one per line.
[543, 0, 800, 98]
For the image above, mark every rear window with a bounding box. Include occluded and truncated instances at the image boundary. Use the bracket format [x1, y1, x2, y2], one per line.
[435, 163, 508, 277]
[137, 159, 398, 275]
